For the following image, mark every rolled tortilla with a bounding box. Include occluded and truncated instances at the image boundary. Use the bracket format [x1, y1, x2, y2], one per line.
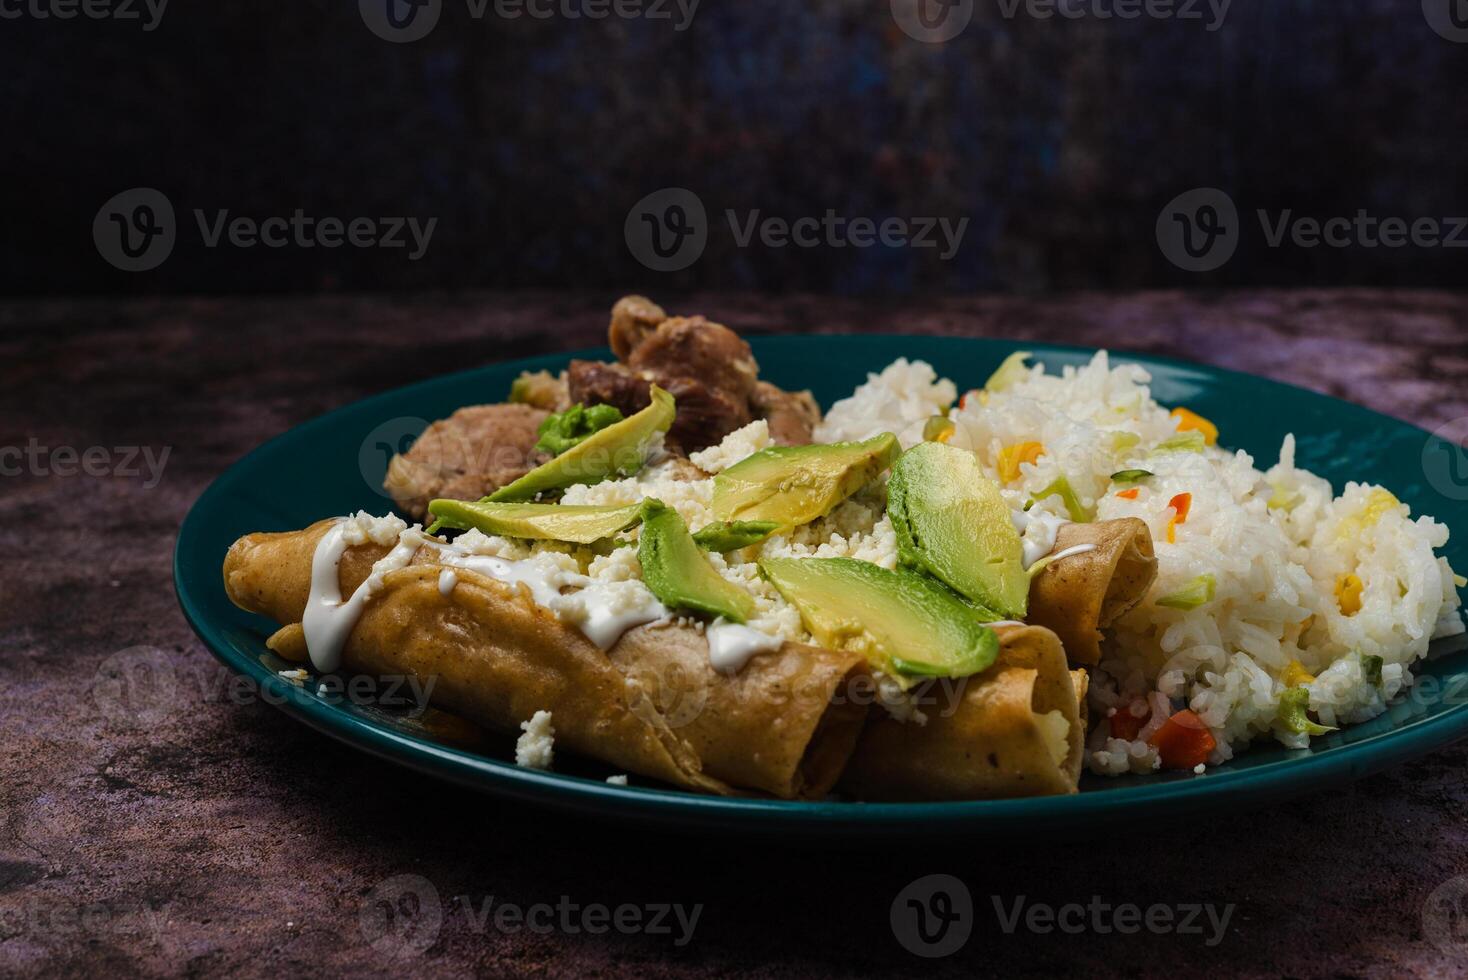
[608, 624, 869, 799]
[1027, 518, 1157, 667]
[223, 521, 870, 799]
[839, 626, 1084, 801]
[224, 521, 727, 795]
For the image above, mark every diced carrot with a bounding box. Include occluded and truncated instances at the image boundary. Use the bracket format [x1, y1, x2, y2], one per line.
[1169, 492, 1192, 522]
[1109, 706, 1147, 740]
[1116, 488, 1140, 500]
[1165, 492, 1192, 544]
[1170, 408, 1218, 446]
[1147, 709, 1217, 770]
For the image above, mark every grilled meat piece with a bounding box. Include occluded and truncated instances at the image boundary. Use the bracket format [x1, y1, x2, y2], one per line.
[385, 403, 549, 519]
[608, 295, 668, 362]
[750, 381, 821, 445]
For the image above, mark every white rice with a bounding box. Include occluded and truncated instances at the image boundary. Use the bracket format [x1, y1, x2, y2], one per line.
[819, 352, 1464, 772]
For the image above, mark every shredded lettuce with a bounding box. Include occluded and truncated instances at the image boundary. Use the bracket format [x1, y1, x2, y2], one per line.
[1152, 431, 1207, 455]
[1028, 475, 1092, 523]
[1277, 687, 1335, 736]
[1156, 574, 1216, 610]
[984, 351, 1032, 393]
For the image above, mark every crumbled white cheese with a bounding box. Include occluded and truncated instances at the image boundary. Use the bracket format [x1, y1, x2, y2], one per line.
[561, 462, 715, 531]
[515, 710, 555, 770]
[689, 419, 772, 474]
[278, 668, 309, 684]
[340, 511, 408, 547]
[606, 774, 629, 786]
[451, 528, 532, 561]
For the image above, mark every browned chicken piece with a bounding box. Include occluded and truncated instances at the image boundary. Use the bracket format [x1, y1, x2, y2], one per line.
[384, 403, 549, 519]
[626, 316, 760, 404]
[608, 294, 668, 361]
[566, 359, 651, 417]
[750, 380, 821, 445]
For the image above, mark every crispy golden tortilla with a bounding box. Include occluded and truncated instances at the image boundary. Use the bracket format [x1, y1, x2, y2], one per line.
[1026, 518, 1157, 666]
[839, 626, 1084, 801]
[223, 521, 869, 799]
[609, 624, 869, 799]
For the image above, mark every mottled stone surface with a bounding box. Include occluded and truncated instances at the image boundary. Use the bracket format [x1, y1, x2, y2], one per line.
[2, 290, 1467, 977]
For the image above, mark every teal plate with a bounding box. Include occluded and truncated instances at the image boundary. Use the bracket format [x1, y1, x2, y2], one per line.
[175, 336, 1468, 837]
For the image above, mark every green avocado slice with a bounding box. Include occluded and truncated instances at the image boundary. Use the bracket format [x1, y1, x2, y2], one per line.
[711, 433, 899, 529]
[639, 500, 755, 624]
[690, 520, 781, 552]
[758, 557, 999, 687]
[888, 442, 1028, 619]
[488, 386, 675, 502]
[425, 500, 642, 543]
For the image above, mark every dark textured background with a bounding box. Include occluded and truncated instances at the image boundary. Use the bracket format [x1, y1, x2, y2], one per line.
[3, 0, 1468, 296]
[3, 291, 1468, 977]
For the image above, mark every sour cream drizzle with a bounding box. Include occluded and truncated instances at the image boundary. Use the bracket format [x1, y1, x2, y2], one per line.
[1013, 507, 1071, 570]
[302, 518, 676, 668]
[302, 524, 428, 673]
[1047, 543, 1098, 563]
[706, 619, 783, 673]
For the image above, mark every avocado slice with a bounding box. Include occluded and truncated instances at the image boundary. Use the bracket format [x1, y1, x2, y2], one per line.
[888, 442, 1028, 618]
[489, 386, 675, 502]
[426, 499, 642, 543]
[711, 433, 899, 529]
[639, 499, 755, 624]
[691, 520, 781, 552]
[759, 557, 998, 686]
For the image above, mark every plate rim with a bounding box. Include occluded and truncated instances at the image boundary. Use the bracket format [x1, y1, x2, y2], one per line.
[173, 334, 1468, 834]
